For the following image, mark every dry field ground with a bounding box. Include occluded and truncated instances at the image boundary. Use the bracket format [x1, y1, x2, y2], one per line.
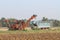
[0, 27, 60, 40]
[0, 33, 60, 40]
[0, 30, 60, 40]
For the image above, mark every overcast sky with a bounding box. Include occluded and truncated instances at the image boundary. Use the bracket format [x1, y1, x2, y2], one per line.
[0, 0, 60, 20]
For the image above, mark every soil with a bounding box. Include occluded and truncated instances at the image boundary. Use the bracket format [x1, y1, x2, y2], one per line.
[0, 33, 60, 40]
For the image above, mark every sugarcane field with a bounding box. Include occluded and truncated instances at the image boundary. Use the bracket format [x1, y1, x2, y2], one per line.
[0, 0, 60, 40]
[0, 14, 60, 40]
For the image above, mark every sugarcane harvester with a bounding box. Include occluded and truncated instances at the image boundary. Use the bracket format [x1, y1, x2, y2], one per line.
[5, 15, 37, 30]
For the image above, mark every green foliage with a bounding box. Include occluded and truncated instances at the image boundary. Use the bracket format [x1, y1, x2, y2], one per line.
[53, 20, 60, 27]
[1, 17, 6, 21]
[42, 17, 48, 21]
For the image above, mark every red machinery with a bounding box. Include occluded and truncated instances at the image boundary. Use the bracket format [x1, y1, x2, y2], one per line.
[5, 15, 37, 30]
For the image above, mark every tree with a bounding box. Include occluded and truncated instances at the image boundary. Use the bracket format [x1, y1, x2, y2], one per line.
[53, 20, 60, 27]
[1, 17, 7, 27]
[42, 17, 48, 21]
[1, 17, 6, 21]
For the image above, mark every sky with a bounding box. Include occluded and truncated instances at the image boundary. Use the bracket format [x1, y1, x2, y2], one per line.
[0, 0, 60, 20]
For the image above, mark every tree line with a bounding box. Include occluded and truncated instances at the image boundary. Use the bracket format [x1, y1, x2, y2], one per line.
[0, 17, 60, 27]
[42, 17, 60, 27]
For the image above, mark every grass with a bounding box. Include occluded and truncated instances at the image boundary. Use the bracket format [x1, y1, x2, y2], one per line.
[0, 27, 60, 40]
[0, 28, 60, 34]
